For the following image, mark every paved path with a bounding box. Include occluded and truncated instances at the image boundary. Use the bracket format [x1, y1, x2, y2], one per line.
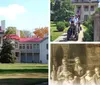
[36, 82, 48, 85]
[54, 26, 84, 42]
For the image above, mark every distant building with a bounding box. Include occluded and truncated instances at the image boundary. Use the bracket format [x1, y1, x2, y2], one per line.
[0, 20, 48, 64]
[5, 34, 48, 64]
[72, 0, 99, 21]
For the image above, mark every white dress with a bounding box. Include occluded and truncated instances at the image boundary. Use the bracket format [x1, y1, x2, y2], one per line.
[63, 80, 74, 85]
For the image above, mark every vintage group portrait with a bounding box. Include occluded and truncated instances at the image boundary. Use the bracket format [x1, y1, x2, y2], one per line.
[50, 44, 100, 85]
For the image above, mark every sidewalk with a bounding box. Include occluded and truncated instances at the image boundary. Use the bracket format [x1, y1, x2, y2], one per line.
[54, 27, 84, 42]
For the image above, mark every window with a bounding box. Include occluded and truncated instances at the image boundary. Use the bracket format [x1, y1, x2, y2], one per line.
[91, 6, 94, 11]
[27, 44, 29, 49]
[30, 44, 32, 49]
[33, 44, 36, 49]
[19, 44, 22, 49]
[84, 6, 89, 11]
[23, 44, 25, 49]
[15, 42, 18, 48]
[46, 54, 48, 60]
[46, 44, 48, 49]
[37, 44, 39, 48]
[84, 15, 88, 21]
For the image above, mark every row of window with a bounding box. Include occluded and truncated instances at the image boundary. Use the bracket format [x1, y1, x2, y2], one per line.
[84, 6, 94, 11]
[19, 44, 40, 49]
[15, 42, 48, 50]
[77, 5, 95, 13]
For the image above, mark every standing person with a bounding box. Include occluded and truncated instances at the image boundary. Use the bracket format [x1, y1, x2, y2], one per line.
[74, 57, 84, 77]
[73, 57, 85, 85]
[51, 65, 58, 85]
[92, 67, 100, 85]
[80, 70, 93, 85]
[51, 65, 57, 81]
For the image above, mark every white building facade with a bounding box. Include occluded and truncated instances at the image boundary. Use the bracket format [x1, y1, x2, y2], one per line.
[13, 37, 48, 64]
[72, 0, 99, 22]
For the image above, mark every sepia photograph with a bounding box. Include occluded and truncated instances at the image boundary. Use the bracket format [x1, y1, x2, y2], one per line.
[50, 44, 100, 85]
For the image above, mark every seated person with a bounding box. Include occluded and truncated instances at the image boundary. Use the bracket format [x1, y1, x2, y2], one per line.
[92, 67, 100, 85]
[57, 65, 71, 81]
[57, 58, 67, 78]
[63, 72, 78, 85]
[80, 70, 93, 85]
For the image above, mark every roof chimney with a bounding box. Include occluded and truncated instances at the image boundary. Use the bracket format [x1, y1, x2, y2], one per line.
[1, 20, 5, 31]
[16, 30, 20, 37]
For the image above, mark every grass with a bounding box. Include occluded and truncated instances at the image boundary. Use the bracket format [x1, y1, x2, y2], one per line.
[50, 21, 69, 41]
[81, 24, 88, 32]
[0, 64, 48, 85]
[0, 63, 48, 74]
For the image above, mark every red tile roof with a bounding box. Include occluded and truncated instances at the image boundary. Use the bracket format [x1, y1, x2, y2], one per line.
[4, 34, 43, 42]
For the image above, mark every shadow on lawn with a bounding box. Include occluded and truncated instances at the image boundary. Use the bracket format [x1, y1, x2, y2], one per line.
[0, 69, 48, 74]
[0, 78, 48, 85]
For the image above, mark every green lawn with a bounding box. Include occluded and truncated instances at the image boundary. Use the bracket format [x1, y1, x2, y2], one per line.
[81, 24, 88, 32]
[0, 64, 48, 85]
[0, 63, 48, 74]
[50, 22, 69, 41]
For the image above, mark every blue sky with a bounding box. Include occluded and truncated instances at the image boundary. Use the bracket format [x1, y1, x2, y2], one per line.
[0, 0, 49, 32]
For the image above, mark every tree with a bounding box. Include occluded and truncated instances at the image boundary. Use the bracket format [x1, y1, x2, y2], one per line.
[0, 39, 16, 63]
[22, 30, 32, 38]
[51, 0, 74, 21]
[5, 27, 16, 34]
[33, 27, 48, 38]
[5, 26, 32, 38]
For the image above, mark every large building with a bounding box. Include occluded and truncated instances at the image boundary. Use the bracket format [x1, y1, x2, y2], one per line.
[0, 20, 48, 64]
[5, 34, 48, 64]
[72, 0, 99, 21]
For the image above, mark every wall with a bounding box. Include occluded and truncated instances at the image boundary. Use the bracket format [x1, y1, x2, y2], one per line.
[40, 38, 48, 64]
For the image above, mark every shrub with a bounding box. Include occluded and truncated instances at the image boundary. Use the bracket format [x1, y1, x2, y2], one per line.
[56, 21, 65, 31]
[65, 21, 69, 27]
[83, 16, 94, 41]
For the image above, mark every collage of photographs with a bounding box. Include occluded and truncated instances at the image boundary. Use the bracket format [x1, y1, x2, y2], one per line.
[0, 0, 100, 85]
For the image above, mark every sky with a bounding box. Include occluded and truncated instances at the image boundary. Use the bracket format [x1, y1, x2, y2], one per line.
[0, 0, 49, 32]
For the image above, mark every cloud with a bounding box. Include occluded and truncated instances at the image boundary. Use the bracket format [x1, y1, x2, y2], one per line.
[0, 4, 26, 20]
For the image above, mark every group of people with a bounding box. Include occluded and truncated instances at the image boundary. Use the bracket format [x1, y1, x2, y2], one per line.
[51, 57, 100, 85]
[69, 15, 81, 33]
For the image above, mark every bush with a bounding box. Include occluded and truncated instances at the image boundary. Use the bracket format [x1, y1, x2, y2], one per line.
[83, 16, 94, 41]
[65, 21, 69, 27]
[56, 21, 65, 31]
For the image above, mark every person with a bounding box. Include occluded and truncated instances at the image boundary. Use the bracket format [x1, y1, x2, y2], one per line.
[57, 58, 67, 78]
[92, 67, 100, 85]
[51, 65, 57, 81]
[74, 57, 84, 77]
[57, 65, 72, 85]
[62, 72, 78, 85]
[51, 65, 58, 85]
[57, 65, 71, 81]
[69, 15, 78, 25]
[80, 70, 93, 85]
